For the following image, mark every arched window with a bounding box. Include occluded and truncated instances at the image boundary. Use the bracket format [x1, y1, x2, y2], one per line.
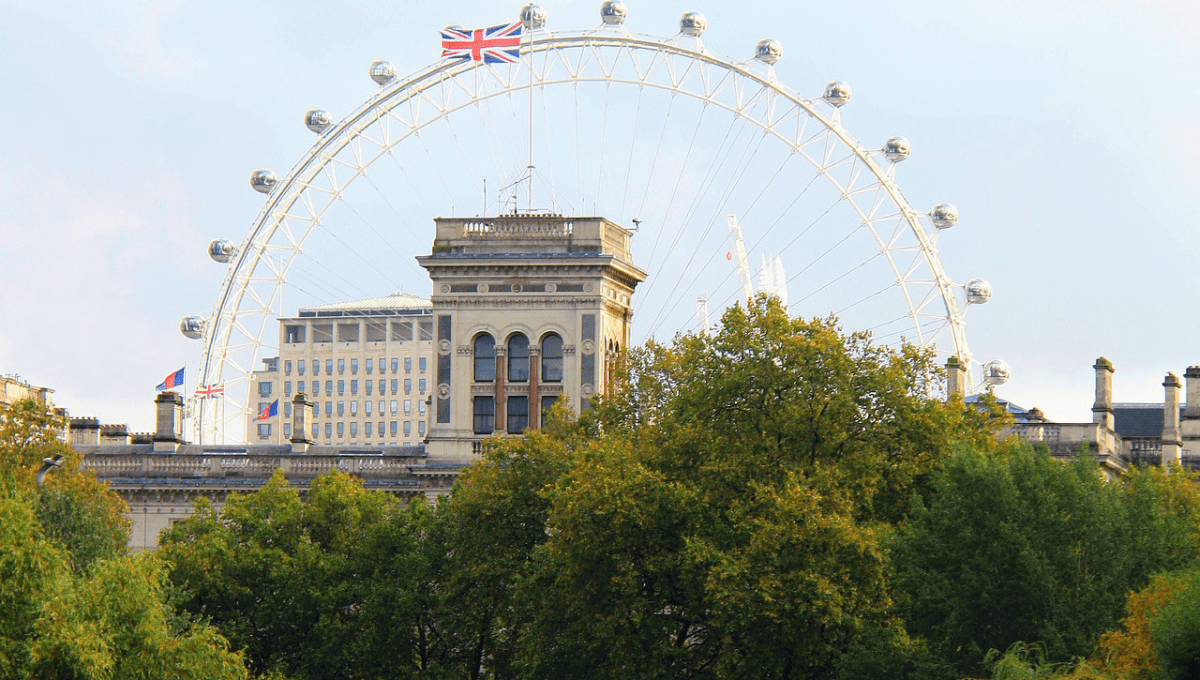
[541, 333, 564, 383]
[508, 333, 530, 382]
[474, 334, 495, 382]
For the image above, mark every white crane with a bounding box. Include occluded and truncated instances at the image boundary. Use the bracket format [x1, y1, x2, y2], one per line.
[726, 214, 755, 303]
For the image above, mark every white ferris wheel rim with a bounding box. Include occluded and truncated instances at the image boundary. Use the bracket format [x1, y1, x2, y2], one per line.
[195, 26, 975, 444]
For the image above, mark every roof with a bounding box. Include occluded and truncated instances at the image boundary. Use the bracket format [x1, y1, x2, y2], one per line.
[1113, 404, 1180, 439]
[293, 292, 431, 316]
[966, 394, 1041, 423]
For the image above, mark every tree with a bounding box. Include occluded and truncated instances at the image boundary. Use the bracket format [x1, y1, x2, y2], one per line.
[892, 444, 1200, 678]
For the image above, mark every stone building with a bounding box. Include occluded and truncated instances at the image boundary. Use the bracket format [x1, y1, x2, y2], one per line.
[1, 374, 54, 409]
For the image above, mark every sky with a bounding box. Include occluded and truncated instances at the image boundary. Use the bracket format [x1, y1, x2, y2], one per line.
[3, 0, 1200, 433]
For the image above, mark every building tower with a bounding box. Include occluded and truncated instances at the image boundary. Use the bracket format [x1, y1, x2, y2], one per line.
[418, 214, 645, 461]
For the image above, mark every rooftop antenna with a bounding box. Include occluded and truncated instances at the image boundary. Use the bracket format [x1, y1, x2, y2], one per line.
[631, 217, 643, 231]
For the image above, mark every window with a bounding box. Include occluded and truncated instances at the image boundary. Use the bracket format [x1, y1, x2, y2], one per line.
[404, 400, 412, 416]
[474, 334, 496, 382]
[419, 379, 427, 394]
[365, 401, 372, 416]
[391, 319, 413, 342]
[338, 359, 346, 375]
[284, 360, 292, 376]
[258, 381, 272, 397]
[418, 400, 427, 416]
[338, 323, 359, 343]
[337, 401, 345, 417]
[351, 358, 359, 374]
[508, 396, 529, 433]
[284, 423, 292, 438]
[337, 380, 345, 395]
[349, 422, 358, 437]
[508, 334, 530, 382]
[325, 402, 333, 417]
[366, 358, 374, 374]
[366, 321, 386, 342]
[325, 380, 333, 397]
[391, 358, 399, 373]
[326, 359, 334, 375]
[351, 379, 358, 395]
[325, 422, 333, 438]
[297, 380, 305, 395]
[541, 395, 559, 417]
[337, 422, 344, 438]
[419, 357, 427, 373]
[473, 397, 495, 434]
[313, 323, 333, 343]
[380, 421, 387, 438]
[418, 421, 426, 436]
[390, 400, 398, 415]
[419, 318, 433, 341]
[404, 379, 412, 395]
[350, 401, 358, 416]
[285, 325, 306, 344]
[378, 400, 385, 415]
[298, 361, 305, 376]
[366, 380, 373, 395]
[284, 402, 292, 417]
[312, 360, 320, 376]
[390, 421, 398, 436]
[312, 423, 319, 439]
[258, 423, 271, 438]
[404, 421, 412, 437]
[365, 422, 373, 437]
[284, 381, 292, 397]
[392, 379, 399, 395]
[378, 379, 385, 394]
[405, 357, 412, 373]
[542, 334, 564, 382]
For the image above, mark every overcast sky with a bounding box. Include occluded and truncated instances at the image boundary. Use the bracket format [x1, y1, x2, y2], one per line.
[3, 0, 1199, 433]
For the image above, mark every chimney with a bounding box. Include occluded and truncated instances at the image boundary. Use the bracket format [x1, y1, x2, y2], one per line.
[290, 392, 314, 453]
[153, 391, 185, 453]
[1092, 357, 1114, 430]
[1025, 407, 1045, 423]
[69, 417, 100, 447]
[1162, 373, 1183, 468]
[945, 356, 967, 400]
[1183, 366, 1200, 438]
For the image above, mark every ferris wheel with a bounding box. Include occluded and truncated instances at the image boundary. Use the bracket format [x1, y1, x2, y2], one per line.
[180, 2, 1006, 444]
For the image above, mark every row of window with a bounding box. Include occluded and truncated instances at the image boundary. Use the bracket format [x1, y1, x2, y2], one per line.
[257, 420, 426, 440]
[473, 395, 558, 435]
[259, 399, 428, 419]
[267, 378, 427, 398]
[284, 319, 433, 344]
[283, 356, 426, 377]
[474, 332, 564, 383]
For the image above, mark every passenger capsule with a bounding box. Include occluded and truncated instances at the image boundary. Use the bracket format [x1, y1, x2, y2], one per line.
[601, 1, 628, 24]
[304, 108, 332, 134]
[680, 11, 707, 36]
[249, 169, 276, 194]
[883, 136, 911, 163]
[369, 59, 397, 86]
[930, 203, 959, 229]
[965, 279, 992, 305]
[983, 359, 1010, 386]
[180, 314, 206, 340]
[208, 238, 236, 264]
[755, 38, 783, 64]
[521, 3, 547, 29]
[823, 81, 852, 108]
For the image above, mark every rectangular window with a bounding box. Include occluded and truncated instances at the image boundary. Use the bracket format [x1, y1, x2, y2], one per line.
[258, 423, 271, 438]
[366, 358, 374, 374]
[418, 400, 427, 416]
[349, 422, 358, 437]
[418, 318, 433, 341]
[366, 321, 386, 343]
[419, 357, 428, 373]
[325, 402, 333, 417]
[365, 380, 373, 396]
[313, 323, 333, 343]
[541, 395, 559, 417]
[285, 325, 307, 344]
[284, 360, 292, 376]
[391, 358, 399, 373]
[298, 361, 306, 376]
[350, 401, 358, 416]
[325, 422, 333, 439]
[405, 357, 413, 373]
[338, 322, 359, 343]
[380, 421, 386, 438]
[508, 396, 529, 434]
[258, 382, 272, 397]
[365, 400, 372, 416]
[350, 379, 358, 395]
[338, 359, 346, 375]
[312, 423, 319, 439]
[365, 422, 373, 437]
[404, 400, 412, 416]
[473, 397, 495, 434]
[404, 379, 412, 395]
[391, 319, 413, 342]
[337, 380, 345, 395]
[418, 421, 426, 436]
[419, 379, 427, 394]
[350, 358, 359, 374]
[284, 381, 292, 397]
[337, 401, 345, 417]
[326, 359, 334, 375]
[297, 380, 305, 395]
[284, 423, 292, 438]
[392, 379, 399, 395]
[337, 422, 344, 438]
[390, 421, 398, 436]
[390, 400, 398, 416]
[325, 380, 333, 397]
[378, 379, 386, 394]
[404, 421, 412, 437]
[284, 402, 292, 417]
[312, 360, 320, 376]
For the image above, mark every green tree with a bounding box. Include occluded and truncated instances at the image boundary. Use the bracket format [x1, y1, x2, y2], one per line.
[1150, 569, 1200, 680]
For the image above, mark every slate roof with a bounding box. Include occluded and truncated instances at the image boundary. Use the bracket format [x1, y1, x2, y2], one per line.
[1112, 403, 1180, 439]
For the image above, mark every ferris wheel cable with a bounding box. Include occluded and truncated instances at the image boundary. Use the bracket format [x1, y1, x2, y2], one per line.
[356, 170, 425, 249]
[834, 282, 901, 317]
[414, 130, 458, 216]
[383, 151, 437, 222]
[633, 91, 678, 221]
[284, 267, 353, 306]
[639, 96, 712, 275]
[784, 222, 866, 287]
[539, 83, 562, 213]
[335, 197, 420, 284]
[789, 252, 883, 308]
[593, 82, 613, 213]
[618, 83, 645, 225]
[532, 168, 577, 214]
[441, 116, 487, 205]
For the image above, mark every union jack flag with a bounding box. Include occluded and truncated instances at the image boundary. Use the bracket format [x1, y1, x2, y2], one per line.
[441, 21, 523, 64]
[194, 383, 224, 399]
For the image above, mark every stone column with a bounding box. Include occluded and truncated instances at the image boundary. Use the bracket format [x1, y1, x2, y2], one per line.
[290, 392, 314, 453]
[1092, 357, 1115, 430]
[153, 391, 185, 453]
[494, 346, 506, 433]
[528, 346, 541, 430]
[945, 356, 967, 400]
[1162, 373, 1183, 468]
[1182, 366, 1200, 439]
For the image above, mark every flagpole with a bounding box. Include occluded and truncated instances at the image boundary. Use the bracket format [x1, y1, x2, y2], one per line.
[527, 21, 534, 212]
